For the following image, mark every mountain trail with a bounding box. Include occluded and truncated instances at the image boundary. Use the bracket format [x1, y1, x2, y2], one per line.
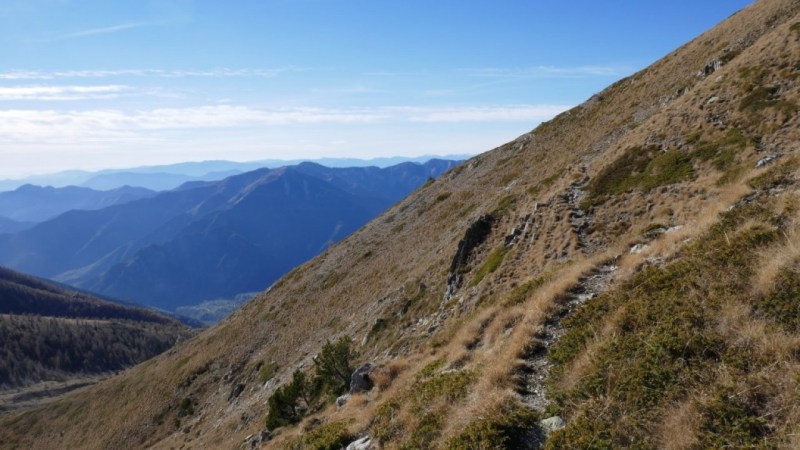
[516, 259, 618, 412]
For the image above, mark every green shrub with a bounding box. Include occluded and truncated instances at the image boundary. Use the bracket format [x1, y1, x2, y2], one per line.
[287, 420, 354, 450]
[435, 192, 452, 203]
[266, 370, 319, 429]
[412, 370, 475, 410]
[405, 412, 445, 449]
[545, 202, 782, 447]
[259, 361, 279, 383]
[739, 86, 780, 112]
[503, 274, 550, 306]
[371, 400, 403, 443]
[755, 267, 800, 331]
[691, 128, 746, 171]
[370, 370, 476, 449]
[313, 336, 355, 396]
[583, 146, 693, 209]
[470, 247, 509, 287]
[492, 195, 517, 218]
[448, 401, 539, 450]
[177, 397, 194, 417]
[697, 390, 769, 448]
[266, 339, 354, 430]
[415, 359, 445, 380]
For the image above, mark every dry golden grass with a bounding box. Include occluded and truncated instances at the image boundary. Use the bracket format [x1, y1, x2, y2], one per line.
[657, 401, 701, 450]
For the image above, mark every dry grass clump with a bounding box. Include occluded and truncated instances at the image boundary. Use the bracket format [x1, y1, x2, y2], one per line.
[370, 360, 408, 393]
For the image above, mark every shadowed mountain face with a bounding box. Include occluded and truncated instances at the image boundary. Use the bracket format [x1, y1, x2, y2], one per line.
[0, 160, 458, 311]
[0, 184, 155, 223]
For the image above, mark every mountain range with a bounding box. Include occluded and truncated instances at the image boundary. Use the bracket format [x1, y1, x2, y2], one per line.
[0, 184, 154, 224]
[0, 155, 472, 192]
[0, 160, 458, 312]
[3, 1, 800, 448]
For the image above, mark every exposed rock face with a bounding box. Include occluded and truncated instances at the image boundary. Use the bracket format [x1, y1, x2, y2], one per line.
[698, 59, 723, 76]
[229, 383, 245, 400]
[756, 153, 782, 168]
[449, 215, 495, 273]
[445, 214, 495, 299]
[540, 416, 565, 435]
[346, 436, 374, 450]
[336, 394, 350, 409]
[349, 363, 374, 394]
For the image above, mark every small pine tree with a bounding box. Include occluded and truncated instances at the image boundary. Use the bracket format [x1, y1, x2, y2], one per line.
[265, 370, 304, 429]
[265, 336, 356, 430]
[313, 336, 355, 395]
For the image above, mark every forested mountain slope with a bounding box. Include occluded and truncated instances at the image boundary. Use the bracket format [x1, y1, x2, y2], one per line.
[0, 266, 191, 399]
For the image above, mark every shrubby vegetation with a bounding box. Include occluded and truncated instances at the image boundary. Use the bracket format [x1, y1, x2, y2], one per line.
[582, 145, 694, 209]
[447, 401, 539, 449]
[545, 200, 800, 448]
[370, 361, 477, 448]
[266, 336, 355, 430]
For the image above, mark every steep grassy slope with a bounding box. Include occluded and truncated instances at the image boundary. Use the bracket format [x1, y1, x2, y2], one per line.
[0, 266, 191, 397]
[2, 0, 800, 448]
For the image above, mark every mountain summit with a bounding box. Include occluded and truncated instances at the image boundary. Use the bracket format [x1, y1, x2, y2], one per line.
[2, 0, 800, 448]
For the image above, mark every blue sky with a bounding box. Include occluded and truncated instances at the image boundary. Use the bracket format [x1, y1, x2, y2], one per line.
[0, 0, 752, 178]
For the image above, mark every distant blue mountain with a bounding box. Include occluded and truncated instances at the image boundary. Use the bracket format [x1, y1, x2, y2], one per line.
[0, 216, 34, 234]
[0, 154, 473, 191]
[80, 170, 243, 191]
[0, 184, 155, 223]
[0, 159, 461, 312]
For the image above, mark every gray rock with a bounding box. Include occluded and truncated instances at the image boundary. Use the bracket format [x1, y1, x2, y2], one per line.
[249, 430, 271, 447]
[350, 363, 374, 394]
[540, 416, 565, 435]
[229, 383, 245, 400]
[336, 394, 350, 410]
[698, 60, 723, 77]
[346, 436, 373, 450]
[630, 243, 650, 254]
[756, 153, 781, 168]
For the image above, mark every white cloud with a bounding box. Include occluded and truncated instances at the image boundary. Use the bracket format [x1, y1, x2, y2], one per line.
[0, 106, 383, 142]
[401, 105, 569, 122]
[0, 85, 130, 101]
[57, 22, 148, 39]
[0, 104, 570, 143]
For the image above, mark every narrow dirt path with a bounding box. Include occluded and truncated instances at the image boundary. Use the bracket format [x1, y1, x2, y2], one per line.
[516, 260, 618, 412]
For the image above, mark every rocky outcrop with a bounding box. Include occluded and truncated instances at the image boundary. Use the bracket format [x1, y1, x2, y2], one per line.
[445, 215, 495, 299]
[349, 363, 375, 394]
[346, 436, 374, 450]
[698, 59, 723, 77]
